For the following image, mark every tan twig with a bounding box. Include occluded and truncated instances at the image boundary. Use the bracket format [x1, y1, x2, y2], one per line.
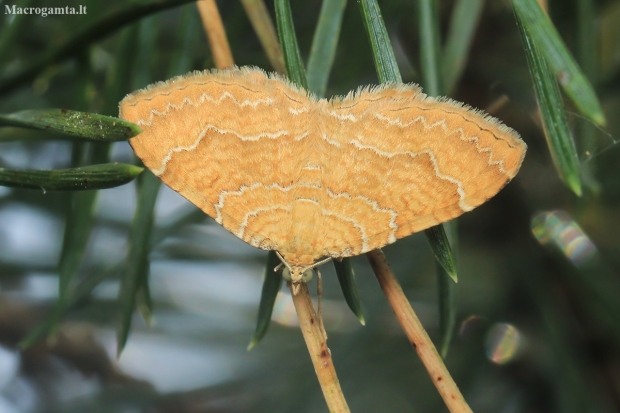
[289, 282, 350, 413]
[240, 0, 286, 74]
[366, 249, 473, 413]
[196, 0, 235, 69]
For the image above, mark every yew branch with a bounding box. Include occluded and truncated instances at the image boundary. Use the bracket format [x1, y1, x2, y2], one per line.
[289, 282, 350, 413]
[366, 249, 473, 413]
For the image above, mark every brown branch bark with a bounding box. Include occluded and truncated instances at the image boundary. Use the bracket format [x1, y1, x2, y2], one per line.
[289, 282, 350, 413]
[366, 249, 473, 413]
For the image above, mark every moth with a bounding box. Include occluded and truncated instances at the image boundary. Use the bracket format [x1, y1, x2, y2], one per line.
[120, 67, 526, 282]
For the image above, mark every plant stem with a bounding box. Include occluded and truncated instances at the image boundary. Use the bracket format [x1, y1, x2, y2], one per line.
[289, 282, 350, 413]
[240, 0, 286, 74]
[366, 249, 473, 413]
[196, 0, 234, 69]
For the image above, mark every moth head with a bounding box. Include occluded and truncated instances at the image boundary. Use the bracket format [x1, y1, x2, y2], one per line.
[282, 266, 314, 283]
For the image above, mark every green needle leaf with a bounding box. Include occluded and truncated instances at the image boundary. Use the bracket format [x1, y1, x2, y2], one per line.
[418, 0, 443, 96]
[511, 0, 606, 126]
[249, 251, 284, 350]
[424, 225, 458, 283]
[333, 258, 365, 325]
[135, 254, 154, 326]
[54, 143, 107, 335]
[0, 163, 143, 191]
[117, 171, 161, 356]
[516, 16, 582, 196]
[275, 0, 309, 89]
[56, 190, 98, 323]
[437, 260, 457, 358]
[442, 0, 485, 94]
[358, 0, 401, 84]
[307, 0, 347, 97]
[0, 109, 141, 141]
[436, 220, 458, 358]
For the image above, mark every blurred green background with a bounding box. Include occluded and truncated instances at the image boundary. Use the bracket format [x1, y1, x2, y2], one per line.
[0, 0, 619, 412]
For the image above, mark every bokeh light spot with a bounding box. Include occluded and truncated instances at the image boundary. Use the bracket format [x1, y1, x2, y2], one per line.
[531, 210, 597, 266]
[485, 323, 523, 365]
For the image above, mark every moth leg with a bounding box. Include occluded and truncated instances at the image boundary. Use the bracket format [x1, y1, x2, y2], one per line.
[316, 269, 327, 341]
